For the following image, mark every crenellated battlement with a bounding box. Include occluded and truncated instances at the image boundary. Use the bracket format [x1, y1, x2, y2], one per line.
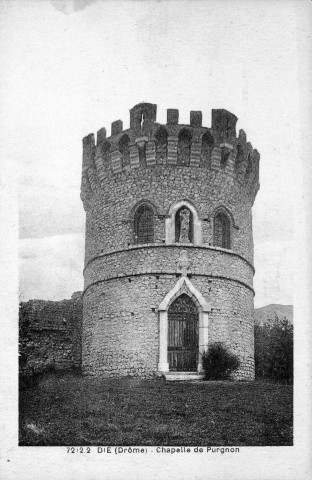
[81, 103, 260, 209]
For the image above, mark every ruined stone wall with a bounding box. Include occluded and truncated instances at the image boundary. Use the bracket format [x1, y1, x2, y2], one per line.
[19, 292, 82, 374]
[81, 103, 260, 380]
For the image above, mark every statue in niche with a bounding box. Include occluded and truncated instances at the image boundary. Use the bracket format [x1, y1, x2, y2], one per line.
[179, 208, 191, 243]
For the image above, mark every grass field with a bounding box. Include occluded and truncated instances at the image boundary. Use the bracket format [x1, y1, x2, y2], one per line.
[19, 372, 293, 446]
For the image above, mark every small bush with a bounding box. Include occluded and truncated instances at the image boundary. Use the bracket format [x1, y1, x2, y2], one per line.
[202, 342, 240, 380]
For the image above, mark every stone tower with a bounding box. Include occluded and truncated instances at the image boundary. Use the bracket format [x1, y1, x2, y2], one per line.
[81, 103, 260, 380]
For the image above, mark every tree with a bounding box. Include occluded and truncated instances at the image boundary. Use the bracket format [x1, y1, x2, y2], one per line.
[254, 315, 293, 383]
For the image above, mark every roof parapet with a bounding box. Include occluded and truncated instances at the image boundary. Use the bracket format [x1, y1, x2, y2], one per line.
[81, 103, 260, 211]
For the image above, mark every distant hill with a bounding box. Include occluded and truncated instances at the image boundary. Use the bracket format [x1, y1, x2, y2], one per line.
[254, 304, 293, 326]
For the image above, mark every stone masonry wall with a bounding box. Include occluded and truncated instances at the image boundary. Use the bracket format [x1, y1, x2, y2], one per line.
[82, 276, 254, 378]
[84, 245, 254, 290]
[19, 292, 82, 374]
[84, 167, 255, 265]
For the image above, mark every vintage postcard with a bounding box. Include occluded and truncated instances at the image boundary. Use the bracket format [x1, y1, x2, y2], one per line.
[1, 0, 311, 479]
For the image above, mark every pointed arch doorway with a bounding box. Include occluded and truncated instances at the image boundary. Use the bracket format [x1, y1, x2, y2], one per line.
[168, 294, 199, 371]
[158, 276, 211, 374]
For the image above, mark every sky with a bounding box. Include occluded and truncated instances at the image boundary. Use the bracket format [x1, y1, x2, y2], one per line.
[1, 0, 309, 308]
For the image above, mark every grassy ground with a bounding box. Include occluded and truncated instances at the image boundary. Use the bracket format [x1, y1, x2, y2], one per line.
[19, 372, 293, 446]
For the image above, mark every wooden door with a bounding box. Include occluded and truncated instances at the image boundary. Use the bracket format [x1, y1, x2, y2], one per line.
[168, 294, 199, 372]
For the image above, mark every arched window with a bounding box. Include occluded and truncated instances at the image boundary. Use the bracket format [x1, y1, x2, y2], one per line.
[134, 204, 154, 244]
[155, 126, 168, 165]
[119, 134, 130, 168]
[200, 132, 214, 167]
[175, 206, 194, 243]
[213, 211, 231, 249]
[177, 129, 192, 166]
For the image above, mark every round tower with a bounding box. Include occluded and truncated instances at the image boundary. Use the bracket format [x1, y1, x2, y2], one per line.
[81, 103, 260, 379]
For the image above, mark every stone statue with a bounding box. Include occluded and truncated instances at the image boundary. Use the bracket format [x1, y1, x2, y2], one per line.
[179, 208, 191, 243]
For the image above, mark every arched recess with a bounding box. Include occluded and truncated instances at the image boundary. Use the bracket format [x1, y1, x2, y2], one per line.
[155, 126, 168, 165]
[119, 134, 130, 168]
[175, 206, 194, 243]
[158, 276, 211, 373]
[130, 200, 158, 245]
[166, 200, 202, 245]
[101, 141, 111, 164]
[212, 207, 232, 249]
[200, 131, 214, 167]
[177, 128, 192, 166]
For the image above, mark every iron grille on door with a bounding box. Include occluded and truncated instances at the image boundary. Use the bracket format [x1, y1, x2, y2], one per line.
[168, 294, 199, 372]
[134, 205, 154, 244]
